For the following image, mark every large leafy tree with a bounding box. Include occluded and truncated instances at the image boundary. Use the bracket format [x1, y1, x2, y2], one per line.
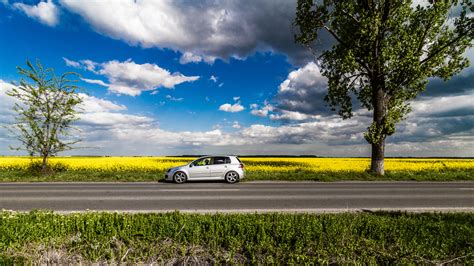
[294, 0, 473, 175]
[7, 60, 83, 173]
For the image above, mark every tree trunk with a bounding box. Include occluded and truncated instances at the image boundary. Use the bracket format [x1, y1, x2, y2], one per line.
[41, 154, 48, 174]
[370, 86, 386, 175]
[371, 139, 385, 175]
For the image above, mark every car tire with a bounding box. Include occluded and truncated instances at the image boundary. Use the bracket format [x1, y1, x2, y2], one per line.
[225, 171, 239, 184]
[173, 171, 187, 184]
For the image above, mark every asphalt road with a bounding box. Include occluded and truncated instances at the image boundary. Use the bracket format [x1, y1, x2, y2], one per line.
[0, 181, 472, 213]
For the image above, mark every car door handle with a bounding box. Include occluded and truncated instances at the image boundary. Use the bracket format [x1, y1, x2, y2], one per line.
[206, 167, 209, 169]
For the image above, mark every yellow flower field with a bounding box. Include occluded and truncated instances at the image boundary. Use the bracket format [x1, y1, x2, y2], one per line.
[0, 156, 473, 173]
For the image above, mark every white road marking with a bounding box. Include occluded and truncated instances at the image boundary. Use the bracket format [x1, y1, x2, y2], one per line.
[1, 194, 472, 201]
[158, 189, 241, 192]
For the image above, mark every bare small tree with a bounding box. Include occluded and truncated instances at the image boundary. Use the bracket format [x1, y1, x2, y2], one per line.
[7, 60, 83, 173]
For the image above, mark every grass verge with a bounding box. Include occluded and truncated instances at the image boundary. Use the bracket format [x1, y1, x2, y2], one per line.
[0, 168, 473, 182]
[0, 211, 472, 264]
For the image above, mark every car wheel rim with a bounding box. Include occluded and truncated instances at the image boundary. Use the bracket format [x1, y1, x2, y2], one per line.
[227, 172, 237, 182]
[175, 173, 185, 183]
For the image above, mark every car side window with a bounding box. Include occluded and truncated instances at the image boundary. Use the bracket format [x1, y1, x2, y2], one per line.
[225, 157, 231, 164]
[193, 158, 211, 166]
[212, 157, 227, 165]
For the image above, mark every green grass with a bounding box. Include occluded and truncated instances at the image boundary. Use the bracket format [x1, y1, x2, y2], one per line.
[0, 211, 472, 264]
[0, 168, 472, 182]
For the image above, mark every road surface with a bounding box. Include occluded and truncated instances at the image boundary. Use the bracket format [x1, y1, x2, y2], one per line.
[0, 181, 472, 213]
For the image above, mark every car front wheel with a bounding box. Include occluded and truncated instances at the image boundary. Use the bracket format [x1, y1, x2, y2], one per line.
[225, 171, 239, 184]
[173, 171, 187, 184]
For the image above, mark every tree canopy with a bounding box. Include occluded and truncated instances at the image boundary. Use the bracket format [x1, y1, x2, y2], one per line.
[7, 60, 83, 173]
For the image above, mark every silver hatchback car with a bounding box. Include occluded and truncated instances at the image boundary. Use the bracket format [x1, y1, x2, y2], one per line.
[165, 156, 245, 184]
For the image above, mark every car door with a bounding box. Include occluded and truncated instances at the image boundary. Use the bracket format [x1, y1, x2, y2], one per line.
[209, 157, 228, 178]
[187, 157, 211, 179]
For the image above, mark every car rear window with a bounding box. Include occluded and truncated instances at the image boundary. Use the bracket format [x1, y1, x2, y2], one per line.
[213, 157, 228, 165]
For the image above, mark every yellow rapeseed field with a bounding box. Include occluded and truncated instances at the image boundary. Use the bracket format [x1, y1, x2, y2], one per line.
[0, 156, 473, 173]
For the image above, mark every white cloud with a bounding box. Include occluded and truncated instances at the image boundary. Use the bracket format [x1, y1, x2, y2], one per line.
[63, 57, 81, 68]
[219, 102, 245, 113]
[65, 59, 199, 96]
[250, 102, 274, 117]
[78, 93, 127, 113]
[59, 0, 314, 65]
[81, 60, 99, 72]
[233, 96, 240, 101]
[232, 121, 241, 129]
[166, 95, 183, 102]
[0, 80, 19, 122]
[209, 75, 218, 83]
[179, 52, 202, 64]
[179, 52, 216, 64]
[269, 110, 320, 121]
[81, 78, 108, 87]
[63, 58, 98, 73]
[79, 112, 153, 126]
[278, 62, 326, 93]
[410, 94, 474, 116]
[13, 0, 59, 26]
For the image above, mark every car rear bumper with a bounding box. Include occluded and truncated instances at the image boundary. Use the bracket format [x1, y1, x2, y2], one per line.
[236, 169, 245, 179]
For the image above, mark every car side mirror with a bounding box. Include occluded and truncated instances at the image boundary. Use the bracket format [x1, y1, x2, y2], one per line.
[189, 164, 193, 168]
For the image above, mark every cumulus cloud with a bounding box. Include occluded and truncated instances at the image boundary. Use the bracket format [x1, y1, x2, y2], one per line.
[274, 62, 330, 116]
[59, 0, 317, 65]
[64, 58, 199, 96]
[0, 80, 19, 123]
[79, 112, 153, 126]
[232, 121, 241, 129]
[78, 93, 127, 113]
[411, 94, 474, 117]
[246, 62, 331, 121]
[1, 79, 472, 156]
[219, 102, 245, 113]
[13, 0, 59, 26]
[250, 102, 274, 117]
[269, 110, 320, 121]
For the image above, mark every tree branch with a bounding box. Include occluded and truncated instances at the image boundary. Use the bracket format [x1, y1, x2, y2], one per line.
[322, 25, 371, 73]
[420, 24, 473, 65]
[341, 9, 360, 24]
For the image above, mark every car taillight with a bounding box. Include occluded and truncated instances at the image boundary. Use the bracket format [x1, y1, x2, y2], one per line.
[239, 163, 244, 169]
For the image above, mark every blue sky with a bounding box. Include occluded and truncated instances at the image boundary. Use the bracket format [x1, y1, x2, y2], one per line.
[0, 0, 473, 156]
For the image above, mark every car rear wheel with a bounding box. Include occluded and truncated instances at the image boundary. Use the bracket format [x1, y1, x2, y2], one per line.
[225, 171, 239, 184]
[173, 171, 187, 184]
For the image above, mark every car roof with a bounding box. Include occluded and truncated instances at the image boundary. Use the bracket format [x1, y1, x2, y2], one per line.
[196, 155, 237, 159]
